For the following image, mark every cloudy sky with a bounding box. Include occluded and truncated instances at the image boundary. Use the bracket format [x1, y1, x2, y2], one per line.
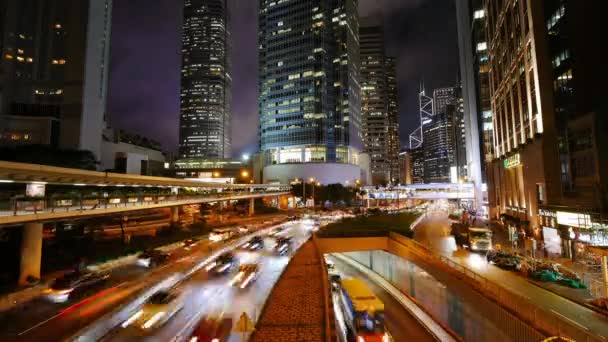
[107, 0, 459, 156]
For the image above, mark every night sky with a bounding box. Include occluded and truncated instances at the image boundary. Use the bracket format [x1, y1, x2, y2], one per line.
[107, 0, 458, 156]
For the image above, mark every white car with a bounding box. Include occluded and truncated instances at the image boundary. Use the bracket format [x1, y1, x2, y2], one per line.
[229, 264, 260, 289]
[122, 289, 184, 330]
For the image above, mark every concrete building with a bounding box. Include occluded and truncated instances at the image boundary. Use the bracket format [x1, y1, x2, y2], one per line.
[100, 128, 166, 176]
[398, 151, 412, 185]
[0, 0, 113, 160]
[455, 0, 493, 215]
[410, 147, 425, 184]
[179, 0, 231, 160]
[360, 22, 400, 185]
[483, 0, 607, 243]
[258, 0, 363, 185]
[173, 158, 252, 184]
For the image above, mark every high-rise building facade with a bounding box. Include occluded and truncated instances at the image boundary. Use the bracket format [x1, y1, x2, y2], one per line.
[456, 0, 494, 216]
[258, 0, 364, 185]
[421, 86, 466, 183]
[360, 23, 399, 185]
[483, 0, 606, 240]
[179, 0, 231, 160]
[385, 57, 400, 183]
[0, 0, 113, 159]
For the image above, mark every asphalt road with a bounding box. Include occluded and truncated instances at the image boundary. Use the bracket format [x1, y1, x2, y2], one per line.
[100, 220, 313, 342]
[0, 218, 293, 341]
[327, 255, 436, 342]
[414, 210, 608, 339]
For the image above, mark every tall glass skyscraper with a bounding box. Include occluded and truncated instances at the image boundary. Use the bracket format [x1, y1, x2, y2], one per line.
[258, 0, 363, 184]
[179, 0, 231, 160]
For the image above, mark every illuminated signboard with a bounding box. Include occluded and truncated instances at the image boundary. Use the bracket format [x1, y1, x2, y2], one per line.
[556, 211, 592, 229]
[504, 153, 521, 169]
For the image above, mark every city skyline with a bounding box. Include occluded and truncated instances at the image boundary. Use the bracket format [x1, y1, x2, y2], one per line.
[107, 0, 459, 156]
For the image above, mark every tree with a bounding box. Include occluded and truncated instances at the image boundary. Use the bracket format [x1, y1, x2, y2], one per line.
[0, 145, 97, 170]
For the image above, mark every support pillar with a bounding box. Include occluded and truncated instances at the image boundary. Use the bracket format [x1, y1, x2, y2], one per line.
[602, 256, 608, 297]
[249, 198, 255, 216]
[19, 222, 43, 285]
[171, 206, 179, 223]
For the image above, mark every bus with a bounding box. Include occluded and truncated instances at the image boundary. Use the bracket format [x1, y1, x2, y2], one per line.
[338, 278, 389, 342]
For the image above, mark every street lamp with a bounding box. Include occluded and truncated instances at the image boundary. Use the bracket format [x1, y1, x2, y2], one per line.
[309, 178, 316, 207]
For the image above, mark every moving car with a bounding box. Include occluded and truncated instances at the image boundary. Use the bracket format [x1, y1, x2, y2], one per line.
[189, 315, 233, 342]
[44, 271, 110, 303]
[229, 264, 260, 289]
[242, 236, 264, 251]
[205, 252, 238, 275]
[268, 227, 284, 237]
[183, 238, 199, 249]
[121, 289, 184, 330]
[274, 237, 293, 256]
[209, 228, 234, 242]
[137, 250, 170, 268]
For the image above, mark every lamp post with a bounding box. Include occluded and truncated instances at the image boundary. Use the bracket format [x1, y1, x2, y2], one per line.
[309, 178, 316, 209]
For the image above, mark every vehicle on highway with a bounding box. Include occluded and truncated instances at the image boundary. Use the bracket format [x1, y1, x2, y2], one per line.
[205, 252, 239, 275]
[268, 227, 284, 237]
[452, 224, 493, 252]
[189, 315, 233, 342]
[137, 250, 170, 268]
[229, 264, 260, 289]
[338, 278, 388, 342]
[121, 289, 184, 331]
[242, 236, 264, 250]
[44, 271, 110, 303]
[274, 236, 293, 256]
[238, 225, 249, 234]
[183, 238, 199, 247]
[209, 228, 235, 242]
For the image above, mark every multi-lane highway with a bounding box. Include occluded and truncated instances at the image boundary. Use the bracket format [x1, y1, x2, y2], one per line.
[0, 218, 314, 341]
[102, 220, 313, 341]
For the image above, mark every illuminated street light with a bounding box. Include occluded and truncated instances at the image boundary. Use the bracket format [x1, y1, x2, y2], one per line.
[213, 171, 220, 177]
[242, 153, 250, 161]
[241, 170, 249, 178]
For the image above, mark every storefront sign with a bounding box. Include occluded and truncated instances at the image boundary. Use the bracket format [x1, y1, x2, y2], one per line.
[538, 208, 557, 218]
[503, 153, 521, 169]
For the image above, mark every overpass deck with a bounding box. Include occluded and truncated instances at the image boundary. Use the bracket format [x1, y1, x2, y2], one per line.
[0, 192, 289, 226]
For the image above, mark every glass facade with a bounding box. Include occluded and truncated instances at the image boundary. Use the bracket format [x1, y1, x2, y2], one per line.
[258, 0, 361, 167]
[179, 0, 232, 160]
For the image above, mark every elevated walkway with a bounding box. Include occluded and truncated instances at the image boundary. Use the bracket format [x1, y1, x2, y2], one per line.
[251, 239, 329, 342]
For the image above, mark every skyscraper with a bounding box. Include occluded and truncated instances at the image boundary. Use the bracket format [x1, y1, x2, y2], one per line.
[482, 0, 606, 235]
[179, 0, 231, 160]
[421, 86, 466, 183]
[258, 0, 363, 185]
[456, 0, 493, 215]
[360, 22, 400, 185]
[0, 0, 113, 159]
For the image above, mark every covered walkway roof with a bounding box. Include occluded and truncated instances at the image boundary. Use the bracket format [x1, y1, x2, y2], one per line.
[0, 161, 287, 190]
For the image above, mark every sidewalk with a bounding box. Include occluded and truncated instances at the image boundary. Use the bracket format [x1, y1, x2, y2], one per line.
[413, 211, 608, 335]
[484, 219, 607, 307]
[251, 240, 326, 342]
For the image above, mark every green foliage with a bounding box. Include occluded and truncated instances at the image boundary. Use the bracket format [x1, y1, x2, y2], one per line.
[291, 183, 359, 205]
[317, 212, 420, 238]
[0, 145, 97, 170]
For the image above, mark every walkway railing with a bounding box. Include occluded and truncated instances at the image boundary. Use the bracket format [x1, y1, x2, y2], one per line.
[390, 233, 606, 342]
[0, 191, 289, 223]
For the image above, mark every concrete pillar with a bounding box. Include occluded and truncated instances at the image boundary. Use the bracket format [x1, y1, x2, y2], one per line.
[602, 256, 608, 296]
[19, 222, 43, 285]
[171, 206, 179, 223]
[249, 198, 255, 216]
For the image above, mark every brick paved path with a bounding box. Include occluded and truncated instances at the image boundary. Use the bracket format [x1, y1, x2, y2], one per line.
[251, 240, 326, 342]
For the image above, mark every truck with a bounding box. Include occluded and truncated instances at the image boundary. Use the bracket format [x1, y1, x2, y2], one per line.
[452, 224, 493, 252]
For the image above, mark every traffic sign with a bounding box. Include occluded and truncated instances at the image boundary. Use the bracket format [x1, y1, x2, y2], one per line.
[234, 312, 255, 333]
